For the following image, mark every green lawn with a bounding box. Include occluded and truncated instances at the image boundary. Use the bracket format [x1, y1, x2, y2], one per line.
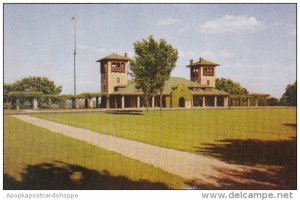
[35, 108, 296, 152]
[4, 116, 188, 189]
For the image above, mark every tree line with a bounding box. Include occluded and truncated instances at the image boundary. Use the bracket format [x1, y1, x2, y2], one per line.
[215, 78, 296, 106]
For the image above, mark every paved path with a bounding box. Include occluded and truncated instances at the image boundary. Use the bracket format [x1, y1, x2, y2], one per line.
[13, 115, 279, 189]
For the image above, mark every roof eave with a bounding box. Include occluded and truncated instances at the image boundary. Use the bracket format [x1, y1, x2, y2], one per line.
[186, 64, 220, 67]
[96, 58, 129, 62]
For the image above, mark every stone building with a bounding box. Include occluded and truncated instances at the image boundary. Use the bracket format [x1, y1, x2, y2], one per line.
[97, 53, 229, 109]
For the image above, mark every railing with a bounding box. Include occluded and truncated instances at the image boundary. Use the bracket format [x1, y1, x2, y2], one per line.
[111, 67, 125, 73]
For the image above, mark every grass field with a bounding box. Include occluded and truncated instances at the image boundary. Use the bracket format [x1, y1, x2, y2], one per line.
[35, 108, 296, 152]
[4, 116, 188, 189]
[33, 107, 297, 188]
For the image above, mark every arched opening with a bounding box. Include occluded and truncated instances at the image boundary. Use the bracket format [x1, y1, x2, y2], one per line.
[179, 97, 185, 108]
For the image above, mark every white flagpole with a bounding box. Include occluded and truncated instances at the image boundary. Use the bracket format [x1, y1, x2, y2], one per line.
[72, 16, 77, 95]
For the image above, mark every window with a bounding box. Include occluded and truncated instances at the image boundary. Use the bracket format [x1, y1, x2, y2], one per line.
[117, 77, 120, 83]
[203, 67, 214, 76]
[192, 68, 199, 73]
[207, 80, 210, 85]
[112, 62, 116, 67]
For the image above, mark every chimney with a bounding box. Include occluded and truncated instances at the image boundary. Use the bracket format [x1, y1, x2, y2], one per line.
[124, 53, 128, 59]
[199, 57, 203, 62]
[190, 59, 193, 65]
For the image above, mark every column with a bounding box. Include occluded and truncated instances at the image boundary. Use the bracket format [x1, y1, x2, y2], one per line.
[60, 99, 66, 109]
[89, 98, 93, 108]
[255, 99, 258, 107]
[224, 97, 228, 107]
[152, 96, 155, 108]
[76, 99, 80, 109]
[214, 96, 217, 107]
[247, 98, 250, 107]
[48, 98, 52, 109]
[137, 96, 140, 108]
[121, 96, 125, 109]
[106, 96, 110, 109]
[203, 96, 206, 107]
[33, 98, 38, 110]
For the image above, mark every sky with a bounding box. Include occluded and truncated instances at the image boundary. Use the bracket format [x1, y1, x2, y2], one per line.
[4, 4, 296, 98]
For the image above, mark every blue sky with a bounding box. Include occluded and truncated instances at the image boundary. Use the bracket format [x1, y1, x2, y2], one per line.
[4, 4, 296, 97]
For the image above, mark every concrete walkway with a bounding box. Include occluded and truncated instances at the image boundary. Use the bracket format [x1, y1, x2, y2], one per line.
[13, 115, 279, 189]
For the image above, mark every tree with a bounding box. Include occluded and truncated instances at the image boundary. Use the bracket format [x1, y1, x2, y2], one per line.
[258, 97, 268, 106]
[216, 78, 248, 95]
[4, 83, 14, 103]
[279, 81, 296, 106]
[267, 97, 279, 106]
[4, 76, 62, 109]
[130, 35, 178, 111]
[12, 76, 62, 95]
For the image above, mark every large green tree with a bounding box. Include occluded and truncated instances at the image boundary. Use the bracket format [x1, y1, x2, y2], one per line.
[267, 97, 279, 106]
[216, 78, 249, 95]
[4, 83, 14, 101]
[279, 81, 297, 106]
[130, 35, 178, 110]
[4, 76, 62, 109]
[12, 76, 62, 95]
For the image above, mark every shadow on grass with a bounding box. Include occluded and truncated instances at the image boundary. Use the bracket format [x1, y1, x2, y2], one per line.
[104, 110, 144, 116]
[4, 161, 169, 190]
[186, 167, 283, 190]
[283, 123, 297, 129]
[192, 137, 296, 189]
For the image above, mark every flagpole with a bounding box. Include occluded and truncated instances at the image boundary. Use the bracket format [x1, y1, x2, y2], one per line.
[72, 16, 77, 95]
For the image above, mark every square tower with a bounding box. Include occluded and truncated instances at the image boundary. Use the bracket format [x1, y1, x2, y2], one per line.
[96, 53, 129, 94]
[186, 57, 219, 88]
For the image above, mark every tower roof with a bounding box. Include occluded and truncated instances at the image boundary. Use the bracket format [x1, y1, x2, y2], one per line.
[186, 57, 219, 67]
[96, 52, 129, 62]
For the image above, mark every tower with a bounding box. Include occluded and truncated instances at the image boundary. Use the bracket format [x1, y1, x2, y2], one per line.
[97, 53, 129, 94]
[186, 57, 219, 88]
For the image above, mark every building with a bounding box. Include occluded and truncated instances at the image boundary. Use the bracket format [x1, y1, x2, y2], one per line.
[96, 53, 229, 109]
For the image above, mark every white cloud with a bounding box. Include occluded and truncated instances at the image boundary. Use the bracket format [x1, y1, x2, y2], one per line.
[179, 50, 233, 60]
[158, 17, 180, 26]
[201, 50, 233, 59]
[179, 50, 198, 58]
[95, 48, 106, 52]
[77, 44, 90, 50]
[200, 15, 263, 34]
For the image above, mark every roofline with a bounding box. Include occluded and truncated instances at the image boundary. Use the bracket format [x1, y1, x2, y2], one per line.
[96, 58, 129, 62]
[186, 63, 220, 67]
